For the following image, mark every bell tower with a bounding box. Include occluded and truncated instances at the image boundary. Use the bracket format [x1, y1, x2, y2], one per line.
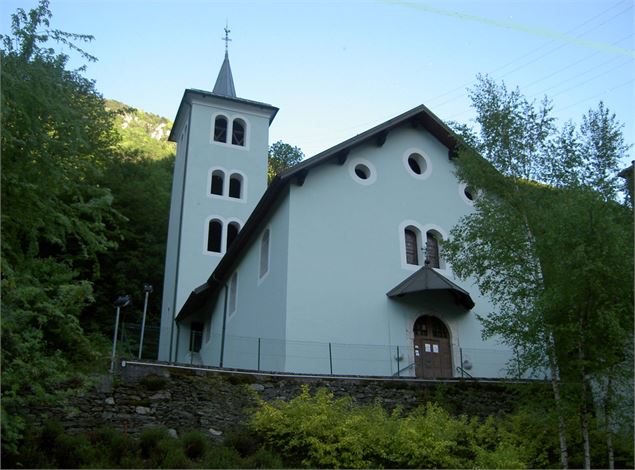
[158, 30, 278, 361]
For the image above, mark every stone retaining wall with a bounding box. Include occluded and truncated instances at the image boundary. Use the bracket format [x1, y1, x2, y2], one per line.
[29, 361, 525, 440]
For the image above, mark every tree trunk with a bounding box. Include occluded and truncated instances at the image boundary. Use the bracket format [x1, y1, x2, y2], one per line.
[605, 373, 615, 469]
[578, 318, 591, 469]
[580, 392, 591, 469]
[548, 340, 569, 469]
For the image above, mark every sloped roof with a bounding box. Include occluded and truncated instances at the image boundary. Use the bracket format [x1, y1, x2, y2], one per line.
[168, 89, 278, 142]
[212, 52, 237, 98]
[386, 265, 475, 310]
[176, 104, 462, 321]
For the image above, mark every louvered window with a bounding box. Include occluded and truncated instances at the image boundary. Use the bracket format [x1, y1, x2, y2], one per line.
[232, 119, 245, 146]
[405, 228, 419, 265]
[426, 232, 440, 268]
[214, 116, 228, 143]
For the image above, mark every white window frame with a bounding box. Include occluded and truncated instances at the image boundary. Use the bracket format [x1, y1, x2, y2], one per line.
[399, 220, 425, 271]
[348, 157, 377, 186]
[207, 167, 248, 202]
[259, 227, 271, 284]
[422, 224, 449, 271]
[228, 272, 238, 318]
[203, 216, 244, 256]
[210, 112, 251, 150]
[402, 148, 432, 180]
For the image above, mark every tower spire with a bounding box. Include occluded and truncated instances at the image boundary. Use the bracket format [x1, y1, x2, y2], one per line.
[213, 23, 236, 97]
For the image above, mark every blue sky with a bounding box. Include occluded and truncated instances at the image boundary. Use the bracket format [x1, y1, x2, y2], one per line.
[3, 0, 634, 163]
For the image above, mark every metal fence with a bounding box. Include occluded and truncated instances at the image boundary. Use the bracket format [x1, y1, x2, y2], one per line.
[119, 323, 160, 360]
[199, 333, 541, 379]
[117, 325, 542, 379]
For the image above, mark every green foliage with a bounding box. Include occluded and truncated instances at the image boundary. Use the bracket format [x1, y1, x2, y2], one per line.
[204, 445, 246, 469]
[139, 426, 170, 459]
[251, 385, 526, 469]
[268, 140, 305, 182]
[106, 99, 175, 161]
[4, 422, 288, 469]
[1, 0, 123, 453]
[444, 74, 634, 468]
[85, 117, 174, 334]
[181, 430, 209, 460]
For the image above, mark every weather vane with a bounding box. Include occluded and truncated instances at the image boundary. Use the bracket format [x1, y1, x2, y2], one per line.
[222, 22, 231, 53]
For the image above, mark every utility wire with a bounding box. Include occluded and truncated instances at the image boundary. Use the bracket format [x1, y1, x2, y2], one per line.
[424, 0, 633, 107]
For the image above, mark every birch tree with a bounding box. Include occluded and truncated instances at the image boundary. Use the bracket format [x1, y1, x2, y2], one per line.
[444, 75, 633, 469]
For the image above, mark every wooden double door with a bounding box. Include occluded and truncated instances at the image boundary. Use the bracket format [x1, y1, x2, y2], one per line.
[413, 315, 452, 378]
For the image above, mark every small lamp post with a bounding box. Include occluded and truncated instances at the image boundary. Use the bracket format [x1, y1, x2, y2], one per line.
[110, 295, 131, 373]
[138, 283, 153, 359]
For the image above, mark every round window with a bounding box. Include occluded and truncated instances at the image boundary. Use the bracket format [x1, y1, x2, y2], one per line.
[464, 186, 474, 201]
[354, 164, 370, 180]
[407, 153, 426, 175]
[402, 149, 431, 180]
[459, 182, 476, 205]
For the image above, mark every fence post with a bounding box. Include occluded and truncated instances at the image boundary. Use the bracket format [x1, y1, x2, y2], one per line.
[257, 337, 261, 371]
[396, 346, 401, 377]
[460, 347, 464, 378]
[329, 342, 333, 375]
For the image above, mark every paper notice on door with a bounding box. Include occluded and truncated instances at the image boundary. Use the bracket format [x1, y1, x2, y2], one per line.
[432, 344, 439, 353]
[424, 343, 431, 352]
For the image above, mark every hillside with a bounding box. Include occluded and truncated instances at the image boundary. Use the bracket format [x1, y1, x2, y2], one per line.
[106, 99, 175, 160]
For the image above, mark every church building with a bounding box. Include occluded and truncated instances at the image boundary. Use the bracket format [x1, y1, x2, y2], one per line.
[158, 40, 513, 379]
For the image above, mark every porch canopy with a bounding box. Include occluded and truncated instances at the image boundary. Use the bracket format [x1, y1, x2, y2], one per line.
[386, 265, 475, 310]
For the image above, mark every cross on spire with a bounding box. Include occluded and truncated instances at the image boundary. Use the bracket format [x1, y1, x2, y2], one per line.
[222, 22, 231, 54]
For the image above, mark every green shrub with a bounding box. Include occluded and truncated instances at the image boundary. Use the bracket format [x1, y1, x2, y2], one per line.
[251, 385, 527, 469]
[181, 430, 209, 460]
[204, 445, 245, 469]
[89, 426, 140, 467]
[139, 426, 170, 459]
[156, 437, 191, 469]
[244, 446, 286, 469]
[53, 431, 98, 468]
[223, 428, 263, 457]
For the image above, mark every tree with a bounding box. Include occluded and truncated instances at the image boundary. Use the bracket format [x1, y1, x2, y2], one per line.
[87, 153, 174, 334]
[444, 75, 633, 469]
[268, 140, 304, 183]
[1, 0, 123, 454]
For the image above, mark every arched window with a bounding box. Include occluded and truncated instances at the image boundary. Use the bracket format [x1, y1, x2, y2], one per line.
[211, 170, 224, 196]
[228, 173, 242, 199]
[426, 231, 441, 268]
[207, 219, 223, 253]
[232, 118, 245, 146]
[404, 227, 419, 265]
[214, 116, 228, 143]
[226, 222, 240, 250]
[259, 228, 270, 279]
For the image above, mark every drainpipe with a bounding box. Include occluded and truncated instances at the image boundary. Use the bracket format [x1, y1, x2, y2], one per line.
[219, 282, 229, 368]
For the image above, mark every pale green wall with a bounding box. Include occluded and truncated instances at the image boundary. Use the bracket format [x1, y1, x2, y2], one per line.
[158, 113, 190, 361]
[283, 125, 506, 377]
[159, 94, 273, 362]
